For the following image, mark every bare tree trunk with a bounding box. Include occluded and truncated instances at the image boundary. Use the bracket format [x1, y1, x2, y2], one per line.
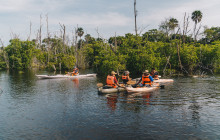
[59, 23, 66, 54]
[163, 55, 171, 76]
[75, 26, 78, 66]
[52, 64, 56, 71]
[55, 47, 57, 62]
[182, 13, 190, 44]
[195, 24, 202, 61]
[59, 63, 61, 71]
[134, 0, 138, 36]
[114, 32, 117, 52]
[46, 14, 50, 64]
[39, 15, 42, 50]
[177, 43, 183, 71]
[28, 21, 32, 41]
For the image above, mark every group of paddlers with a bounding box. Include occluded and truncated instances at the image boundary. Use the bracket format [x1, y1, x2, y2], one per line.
[106, 68, 159, 88]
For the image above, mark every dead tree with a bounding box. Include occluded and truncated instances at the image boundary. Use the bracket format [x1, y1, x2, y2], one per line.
[59, 23, 66, 54]
[182, 13, 190, 44]
[28, 21, 32, 41]
[74, 26, 79, 66]
[38, 14, 43, 49]
[134, 0, 138, 36]
[46, 14, 51, 64]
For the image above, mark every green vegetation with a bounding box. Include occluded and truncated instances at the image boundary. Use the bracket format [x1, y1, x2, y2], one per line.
[0, 10, 220, 76]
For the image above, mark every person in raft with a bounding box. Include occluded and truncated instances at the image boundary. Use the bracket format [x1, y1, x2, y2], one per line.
[150, 68, 159, 80]
[106, 71, 121, 88]
[72, 66, 79, 76]
[136, 70, 154, 87]
[122, 71, 131, 85]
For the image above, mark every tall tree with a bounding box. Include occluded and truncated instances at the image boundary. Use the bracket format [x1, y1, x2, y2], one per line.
[134, 0, 138, 36]
[159, 18, 178, 37]
[168, 18, 179, 34]
[191, 10, 203, 41]
[76, 27, 84, 49]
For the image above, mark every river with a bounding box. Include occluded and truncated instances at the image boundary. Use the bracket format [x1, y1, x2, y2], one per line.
[0, 70, 219, 140]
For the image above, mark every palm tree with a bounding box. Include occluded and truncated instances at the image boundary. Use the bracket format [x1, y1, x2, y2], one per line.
[77, 27, 84, 38]
[76, 27, 84, 49]
[84, 34, 91, 43]
[191, 10, 203, 41]
[168, 18, 178, 34]
[159, 18, 178, 40]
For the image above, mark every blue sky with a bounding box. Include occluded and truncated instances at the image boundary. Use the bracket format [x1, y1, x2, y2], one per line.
[0, 0, 220, 45]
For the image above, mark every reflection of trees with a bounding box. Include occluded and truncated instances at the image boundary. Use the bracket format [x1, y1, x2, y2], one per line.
[8, 70, 37, 98]
[188, 99, 201, 127]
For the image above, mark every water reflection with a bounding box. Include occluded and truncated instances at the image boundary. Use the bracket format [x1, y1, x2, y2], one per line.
[106, 94, 118, 111]
[71, 78, 79, 88]
[104, 91, 157, 111]
[0, 70, 219, 140]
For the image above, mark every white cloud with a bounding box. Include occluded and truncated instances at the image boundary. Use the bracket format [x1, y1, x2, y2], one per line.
[0, 0, 219, 44]
[139, 0, 220, 29]
[48, 12, 132, 27]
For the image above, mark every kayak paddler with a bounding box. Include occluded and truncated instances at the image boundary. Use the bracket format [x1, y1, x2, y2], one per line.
[150, 68, 159, 80]
[106, 71, 121, 88]
[72, 66, 79, 76]
[122, 71, 131, 85]
[135, 70, 154, 87]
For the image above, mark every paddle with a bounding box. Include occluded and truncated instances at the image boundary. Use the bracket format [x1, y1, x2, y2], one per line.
[127, 80, 137, 85]
[132, 84, 165, 89]
[152, 85, 165, 89]
[96, 83, 126, 88]
[97, 83, 103, 88]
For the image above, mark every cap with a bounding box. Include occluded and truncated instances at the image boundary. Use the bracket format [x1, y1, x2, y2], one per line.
[143, 70, 149, 73]
[111, 71, 117, 75]
[125, 71, 130, 75]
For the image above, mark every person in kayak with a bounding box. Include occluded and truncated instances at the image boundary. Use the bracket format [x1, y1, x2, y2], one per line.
[106, 71, 120, 88]
[72, 66, 79, 76]
[122, 71, 131, 85]
[136, 70, 154, 87]
[150, 68, 159, 80]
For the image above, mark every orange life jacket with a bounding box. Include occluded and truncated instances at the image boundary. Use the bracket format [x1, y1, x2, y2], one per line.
[106, 75, 116, 88]
[142, 75, 151, 86]
[122, 75, 129, 84]
[122, 75, 128, 80]
[72, 68, 79, 76]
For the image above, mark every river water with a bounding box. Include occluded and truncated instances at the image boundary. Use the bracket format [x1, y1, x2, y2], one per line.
[0, 70, 219, 140]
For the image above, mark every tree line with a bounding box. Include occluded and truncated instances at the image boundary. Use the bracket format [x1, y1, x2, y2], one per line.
[0, 10, 220, 76]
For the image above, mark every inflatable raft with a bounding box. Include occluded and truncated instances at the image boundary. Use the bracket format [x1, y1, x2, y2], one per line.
[36, 74, 96, 79]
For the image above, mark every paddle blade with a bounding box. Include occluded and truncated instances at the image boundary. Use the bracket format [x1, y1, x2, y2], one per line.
[160, 85, 165, 89]
[127, 80, 136, 85]
[97, 83, 103, 87]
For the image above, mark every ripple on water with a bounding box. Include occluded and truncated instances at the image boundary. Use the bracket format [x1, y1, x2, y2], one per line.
[0, 71, 220, 139]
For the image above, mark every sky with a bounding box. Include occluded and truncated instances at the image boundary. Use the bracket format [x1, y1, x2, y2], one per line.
[0, 0, 220, 45]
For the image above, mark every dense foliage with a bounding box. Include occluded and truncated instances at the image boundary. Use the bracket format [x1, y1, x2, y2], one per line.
[0, 12, 220, 76]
